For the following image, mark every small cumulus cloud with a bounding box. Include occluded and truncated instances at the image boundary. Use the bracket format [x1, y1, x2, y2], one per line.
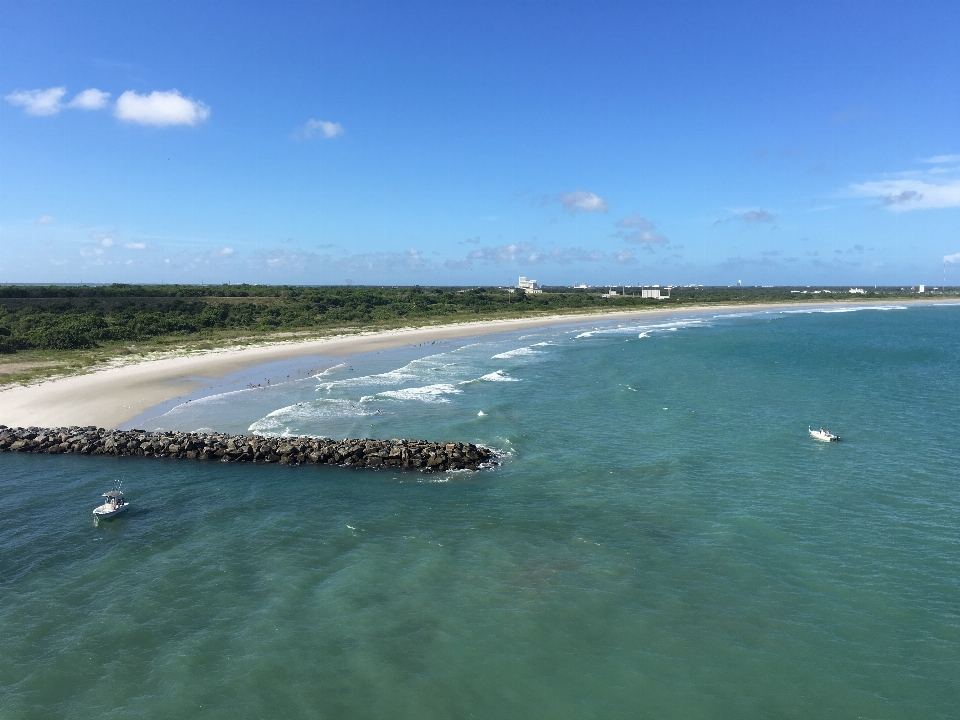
[850, 179, 960, 211]
[921, 154, 960, 164]
[214, 247, 234, 256]
[68, 88, 110, 110]
[302, 119, 344, 139]
[945, 253, 960, 264]
[115, 90, 210, 126]
[623, 229, 668, 245]
[461, 242, 538, 265]
[616, 213, 654, 230]
[614, 215, 668, 245]
[37, 215, 55, 224]
[742, 209, 775, 223]
[124, 242, 147, 250]
[448, 242, 633, 269]
[253, 247, 431, 275]
[5, 87, 66, 116]
[559, 190, 608, 214]
[88, 231, 117, 248]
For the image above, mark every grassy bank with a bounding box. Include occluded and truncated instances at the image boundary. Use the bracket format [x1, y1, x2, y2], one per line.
[2, 284, 954, 385]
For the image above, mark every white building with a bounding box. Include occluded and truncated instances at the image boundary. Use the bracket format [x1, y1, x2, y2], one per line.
[517, 276, 543, 294]
[849, 288, 866, 294]
[641, 286, 671, 299]
[919, 285, 925, 293]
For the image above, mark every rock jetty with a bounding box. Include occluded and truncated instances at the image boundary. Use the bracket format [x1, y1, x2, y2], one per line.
[0, 425, 497, 472]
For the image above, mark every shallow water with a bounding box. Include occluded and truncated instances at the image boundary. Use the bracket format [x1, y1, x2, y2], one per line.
[2, 304, 959, 718]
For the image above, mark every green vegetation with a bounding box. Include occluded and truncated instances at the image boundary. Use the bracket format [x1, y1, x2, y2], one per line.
[1, 283, 953, 384]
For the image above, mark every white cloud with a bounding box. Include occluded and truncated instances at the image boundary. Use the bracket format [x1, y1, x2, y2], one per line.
[464, 242, 537, 264]
[68, 88, 110, 110]
[5, 87, 66, 116]
[921, 154, 960, 164]
[559, 190, 609, 214]
[447, 242, 635, 269]
[614, 215, 668, 245]
[945, 253, 960, 264]
[742, 209, 775, 223]
[850, 179, 960, 211]
[215, 247, 234, 256]
[37, 215, 54, 224]
[302, 119, 344, 139]
[100, 238, 114, 247]
[124, 242, 147, 250]
[623, 230, 668, 244]
[616, 213, 655, 229]
[115, 90, 210, 126]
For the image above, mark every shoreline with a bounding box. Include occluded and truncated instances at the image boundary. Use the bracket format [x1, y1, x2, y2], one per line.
[1, 298, 954, 429]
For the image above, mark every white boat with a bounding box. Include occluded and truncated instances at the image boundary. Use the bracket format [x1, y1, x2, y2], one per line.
[93, 489, 129, 520]
[809, 427, 840, 442]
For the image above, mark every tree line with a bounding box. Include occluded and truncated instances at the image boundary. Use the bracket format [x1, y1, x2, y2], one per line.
[0, 283, 916, 354]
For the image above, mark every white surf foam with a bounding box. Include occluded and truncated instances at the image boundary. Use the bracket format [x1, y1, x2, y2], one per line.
[479, 370, 519, 382]
[315, 350, 462, 391]
[576, 318, 705, 339]
[248, 399, 372, 434]
[312, 362, 348, 378]
[491, 346, 542, 359]
[782, 305, 907, 315]
[362, 383, 463, 404]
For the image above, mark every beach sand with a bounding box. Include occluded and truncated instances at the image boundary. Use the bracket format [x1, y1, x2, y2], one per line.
[0, 300, 948, 429]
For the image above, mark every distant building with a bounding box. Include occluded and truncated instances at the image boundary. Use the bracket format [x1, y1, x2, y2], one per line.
[849, 288, 866, 294]
[919, 285, 925, 293]
[517, 276, 542, 294]
[641, 287, 671, 299]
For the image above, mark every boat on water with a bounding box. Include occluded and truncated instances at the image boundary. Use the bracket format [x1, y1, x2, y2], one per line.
[809, 427, 841, 442]
[93, 489, 129, 521]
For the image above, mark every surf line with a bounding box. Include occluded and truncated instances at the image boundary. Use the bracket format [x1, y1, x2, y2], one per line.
[0, 426, 498, 472]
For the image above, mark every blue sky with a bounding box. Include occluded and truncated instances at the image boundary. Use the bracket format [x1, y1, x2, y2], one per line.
[2, 0, 958, 286]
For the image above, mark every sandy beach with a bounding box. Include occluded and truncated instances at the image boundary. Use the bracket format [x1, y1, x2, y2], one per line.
[0, 300, 951, 429]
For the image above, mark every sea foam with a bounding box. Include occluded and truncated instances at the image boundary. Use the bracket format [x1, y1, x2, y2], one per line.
[362, 383, 463, 404]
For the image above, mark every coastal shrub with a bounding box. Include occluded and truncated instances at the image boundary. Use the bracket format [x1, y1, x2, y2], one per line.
[0, 284, 932, 355]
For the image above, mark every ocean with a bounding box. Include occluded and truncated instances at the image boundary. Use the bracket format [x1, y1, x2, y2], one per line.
[2, 303, 959, 719]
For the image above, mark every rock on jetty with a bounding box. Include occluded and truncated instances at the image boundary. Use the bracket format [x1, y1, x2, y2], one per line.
[0, 426, 497, 472]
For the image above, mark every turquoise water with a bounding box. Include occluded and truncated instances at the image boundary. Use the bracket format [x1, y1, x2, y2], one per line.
[2, 304, 959, 719]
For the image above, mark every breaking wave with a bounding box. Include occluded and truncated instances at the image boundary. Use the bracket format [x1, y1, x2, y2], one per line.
[361, 383, 463, 404]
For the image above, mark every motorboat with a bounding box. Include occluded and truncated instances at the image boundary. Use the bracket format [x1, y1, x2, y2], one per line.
[809, 427, 840, 442]
[93, 489, 129, 521]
